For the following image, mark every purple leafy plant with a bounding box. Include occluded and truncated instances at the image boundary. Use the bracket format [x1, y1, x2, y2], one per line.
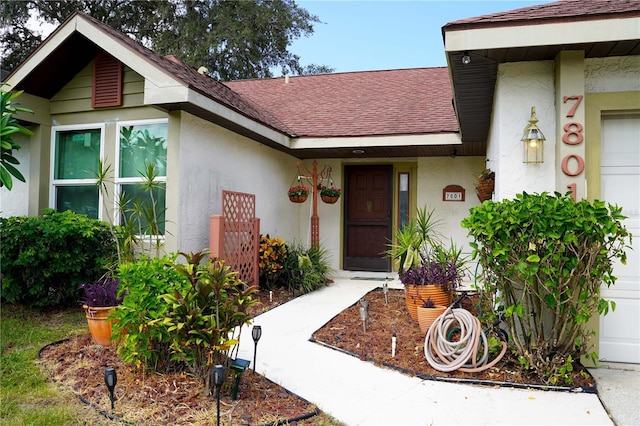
[80, 277, 124, 307]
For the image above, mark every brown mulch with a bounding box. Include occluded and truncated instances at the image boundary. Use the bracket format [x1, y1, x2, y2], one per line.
[311, 287, 596, 392]
[38, 286, 595, 426]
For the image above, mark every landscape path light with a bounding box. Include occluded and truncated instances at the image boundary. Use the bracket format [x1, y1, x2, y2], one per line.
[104, 367, 117, 410]
[252, 325, 262, 372]
[212, 364, 225, 426]
[383, 277, 389, 305]
[359, 298, 369, 332]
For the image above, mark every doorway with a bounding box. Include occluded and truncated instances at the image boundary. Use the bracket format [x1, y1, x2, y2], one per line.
[343, 165, 392, 271]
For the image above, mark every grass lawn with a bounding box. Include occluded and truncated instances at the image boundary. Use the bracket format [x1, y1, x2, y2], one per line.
[0, 304, 112, 425]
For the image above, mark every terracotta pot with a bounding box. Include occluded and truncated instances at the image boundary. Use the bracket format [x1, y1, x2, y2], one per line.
[404, 285, 452, 322]
[83, 305, 116, 346]
[289, 194, 308, 203]
[417, 305, 447, 334]
[320, 194, 339, 204]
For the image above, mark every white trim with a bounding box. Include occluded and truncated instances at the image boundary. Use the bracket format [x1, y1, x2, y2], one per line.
[50, 123, 105, 219]
[445, 17, 640, 52]
[291, 133, 462, 150]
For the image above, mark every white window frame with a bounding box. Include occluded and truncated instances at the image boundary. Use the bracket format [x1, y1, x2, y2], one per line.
[50, 123, 106, 220]
[114, 118, 168, 236]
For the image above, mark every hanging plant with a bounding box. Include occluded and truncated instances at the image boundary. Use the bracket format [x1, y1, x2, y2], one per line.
[320, 185, 341, 204]
[288, 184, 309, 203]
[475, 169, 495, 202]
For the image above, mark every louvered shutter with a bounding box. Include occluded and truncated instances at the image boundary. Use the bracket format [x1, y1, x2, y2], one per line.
[92, 52, 123, 108]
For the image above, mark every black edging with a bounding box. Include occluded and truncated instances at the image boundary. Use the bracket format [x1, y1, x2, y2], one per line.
[39, 339, 320, 425]
[308, 289, 598, 395]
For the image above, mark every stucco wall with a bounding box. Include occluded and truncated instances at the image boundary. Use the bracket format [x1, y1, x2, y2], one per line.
[176, 112, 303, 256]
[585, 56, 640, 93]
[417, 156, 486, 261]
[490, 61, 557, 199]
[0, 133, 30, 217]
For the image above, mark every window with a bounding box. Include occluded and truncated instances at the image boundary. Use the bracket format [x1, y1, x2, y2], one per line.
[116, 120, 168, 236]
[398, 172, 410, 228]
[51, 125, 104, 218]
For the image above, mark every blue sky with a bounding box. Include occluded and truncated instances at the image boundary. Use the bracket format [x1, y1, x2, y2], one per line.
[291, 0, 553, 73]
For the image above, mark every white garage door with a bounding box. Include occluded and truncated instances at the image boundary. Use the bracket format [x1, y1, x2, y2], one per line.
[599, 114, 640, 364]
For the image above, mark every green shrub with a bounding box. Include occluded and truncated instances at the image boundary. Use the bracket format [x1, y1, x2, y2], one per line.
[113, 251, 257, 394]
[0, 209, 117, 308]
[461, 192, 631, 384]
[258, 234, 288, 289]
[280, 242, 331, 295]
[112, 254, 188, 372]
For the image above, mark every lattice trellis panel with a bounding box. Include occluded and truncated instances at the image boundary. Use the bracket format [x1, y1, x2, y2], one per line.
[222, 190, 259, 287]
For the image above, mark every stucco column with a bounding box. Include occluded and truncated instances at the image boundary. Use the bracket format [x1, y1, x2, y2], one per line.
[555, 51, 586, 200]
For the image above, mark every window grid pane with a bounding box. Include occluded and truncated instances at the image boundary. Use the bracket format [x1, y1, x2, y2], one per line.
[56, 185, 99, 219]
[54, 129, 101, 180]
[119, 123, 168, 178]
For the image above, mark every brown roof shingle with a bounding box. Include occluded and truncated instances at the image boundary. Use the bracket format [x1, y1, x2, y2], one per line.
[443, 0, 640, 31]
[225, 68, 458, 138]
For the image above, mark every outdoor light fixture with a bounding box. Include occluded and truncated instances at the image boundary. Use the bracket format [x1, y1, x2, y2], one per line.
[383, 278, 389, 305]
[521, 106, 546, 163]
[392, 333, 397, 358]
[461, 51, 471, 65]
[212, 364, 225, 426]
[252, 325, 262, 372]
[359, 298, 369, 332]
[104, 367, 117, 410]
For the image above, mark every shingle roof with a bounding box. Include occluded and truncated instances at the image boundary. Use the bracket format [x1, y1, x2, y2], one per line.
[443, 0, 640, 31]
[225, 68, 458, 138]
[73, 12, 294, 135]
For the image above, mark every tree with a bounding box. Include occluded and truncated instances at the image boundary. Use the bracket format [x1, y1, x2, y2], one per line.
[1, 0, 331, 81]
[0, 84, 33, 190]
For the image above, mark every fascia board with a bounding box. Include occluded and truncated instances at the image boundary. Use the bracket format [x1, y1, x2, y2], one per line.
[5, 22, 77, 90]
[291, 133, 462, 150]
[185, 89, 291, 149]
[445, 17, 640, 52]
[74, 17, 182, 88]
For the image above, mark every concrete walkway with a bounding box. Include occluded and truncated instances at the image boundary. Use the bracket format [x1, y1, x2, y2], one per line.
[237, 278, 637, 425]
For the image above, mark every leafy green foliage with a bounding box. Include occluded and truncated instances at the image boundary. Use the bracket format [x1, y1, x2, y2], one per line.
[112, 254, 188, 373]
[113, 251, 257, 394]
[258, 234, 288, 289]
[0, 209, 117, 308]
[0, 84, 33, 190]
[461, 192, 631, 384]
[280, 242, 331, 295]
[1, 0, 328, 80]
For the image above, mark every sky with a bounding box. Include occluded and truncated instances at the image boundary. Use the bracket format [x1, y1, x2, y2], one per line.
[291, 0, 553, 73]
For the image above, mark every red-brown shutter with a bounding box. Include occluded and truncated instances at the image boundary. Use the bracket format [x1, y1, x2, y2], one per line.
[92, 52, 123, 108]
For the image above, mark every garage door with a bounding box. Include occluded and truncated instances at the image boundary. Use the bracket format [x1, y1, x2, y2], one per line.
[599, 114, 640, 364]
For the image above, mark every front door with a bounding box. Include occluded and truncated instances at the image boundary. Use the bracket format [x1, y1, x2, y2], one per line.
[343, 165, 392, 271]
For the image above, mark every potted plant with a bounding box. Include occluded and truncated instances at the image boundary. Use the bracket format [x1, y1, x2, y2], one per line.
[475, 168, 495, 202]
[319, 185, 341, 204]
[288, 184, 310, 203]
[400, 242, 465, 322]
[385, 206, 442, 273]
[416, 296, 447, 334]
[80, 276, 124, 346]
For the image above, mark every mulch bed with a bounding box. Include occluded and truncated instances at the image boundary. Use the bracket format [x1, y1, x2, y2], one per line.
[311, 287, 596, 392]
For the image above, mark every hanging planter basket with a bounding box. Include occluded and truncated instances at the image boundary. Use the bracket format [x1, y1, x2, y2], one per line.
[289, 193, 308, 203]
[320, 194, 339, 204]
[476, 179, 494, 202]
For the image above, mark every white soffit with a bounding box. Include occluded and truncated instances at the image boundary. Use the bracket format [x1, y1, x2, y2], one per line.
[445, 17, 640, 52]
[291, 133, 462, 150]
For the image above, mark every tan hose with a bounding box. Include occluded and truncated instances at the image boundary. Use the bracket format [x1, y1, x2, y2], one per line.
[424, 307, 507, 373]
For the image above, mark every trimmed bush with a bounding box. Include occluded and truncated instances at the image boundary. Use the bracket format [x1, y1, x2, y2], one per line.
[0, 209, 117, 308]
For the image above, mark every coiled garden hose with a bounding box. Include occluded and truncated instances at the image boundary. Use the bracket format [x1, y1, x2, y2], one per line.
[424, 307, 507, 373]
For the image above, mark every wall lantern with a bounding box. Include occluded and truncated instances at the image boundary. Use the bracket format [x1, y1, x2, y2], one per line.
[461, 51, 471, 65]
[521, 106, 546, 163]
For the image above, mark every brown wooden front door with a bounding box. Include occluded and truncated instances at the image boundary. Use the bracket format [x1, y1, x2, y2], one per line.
[343, 165, 392, 271]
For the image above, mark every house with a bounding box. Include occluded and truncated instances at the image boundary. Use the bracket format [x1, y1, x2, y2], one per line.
[2, 0, 638, 364]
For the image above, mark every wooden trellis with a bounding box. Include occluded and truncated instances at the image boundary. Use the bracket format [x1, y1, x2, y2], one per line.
[210, 190, 260, 288]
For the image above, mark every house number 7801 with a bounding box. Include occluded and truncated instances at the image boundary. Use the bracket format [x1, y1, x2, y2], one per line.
[561, 95, 584, 199]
